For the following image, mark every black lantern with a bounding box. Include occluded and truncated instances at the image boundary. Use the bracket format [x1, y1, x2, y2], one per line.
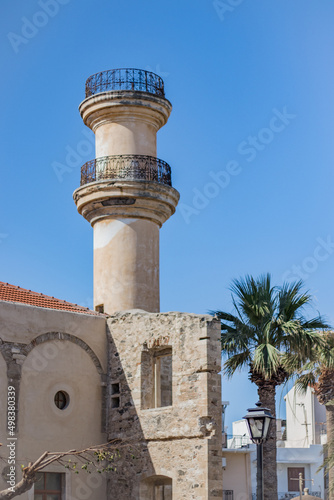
[243, 401, 274, 444]
[243, 401, 274, 500]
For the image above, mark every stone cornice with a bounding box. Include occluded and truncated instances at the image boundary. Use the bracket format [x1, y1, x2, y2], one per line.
[79, 90, 172, 132]
[73, 180, 180, 227]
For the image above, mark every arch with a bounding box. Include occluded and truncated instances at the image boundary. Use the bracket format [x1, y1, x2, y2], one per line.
[22, 331, 104, 380]
[19, 339, 106, 455]
[140, 475, 172, 500]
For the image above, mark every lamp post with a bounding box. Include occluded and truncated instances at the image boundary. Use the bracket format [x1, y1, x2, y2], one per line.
[243, 401, 274, 500]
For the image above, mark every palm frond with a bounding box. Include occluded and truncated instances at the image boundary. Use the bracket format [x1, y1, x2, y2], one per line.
[213, 274, 332, 394]
[278, 280, 310, 320]
[209, 310, 237, 323]
[230, 274, 276, 326]
[301, 317, 330, 330]
[253, 343, 281, 379]
[280, 352, 306, 375]
[221, 325, 256, 354]
[294, 372, 317, 394]
[223, 351, 251, 378]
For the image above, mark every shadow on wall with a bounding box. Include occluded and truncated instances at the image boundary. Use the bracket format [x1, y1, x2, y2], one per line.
[107, 330, 172, 499]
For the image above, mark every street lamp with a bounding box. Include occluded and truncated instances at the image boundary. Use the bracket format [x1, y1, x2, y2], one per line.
[243, 401, 274, 500]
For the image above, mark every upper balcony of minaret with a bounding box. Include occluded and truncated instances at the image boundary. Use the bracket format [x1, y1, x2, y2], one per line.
[79, 68, 172, 158]
[74, 69, 179, 228]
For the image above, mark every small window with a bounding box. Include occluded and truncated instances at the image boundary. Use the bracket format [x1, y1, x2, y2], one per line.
[154, 351, 172, 408]
[141, 348, 172, 409]
[54, 391, 69, 410]
[154, 483, 172, 500]
[95, 304, 104, 313]
[140, 475, 172, 500]
[34, 472, 64, 500]
[111, 382, 120, 408]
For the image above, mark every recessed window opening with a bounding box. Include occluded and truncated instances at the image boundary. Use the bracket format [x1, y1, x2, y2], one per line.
[140, 475, 172, 500]
[154, 483, 172, 500]
[54, 391, 69, 410]
[153, 350, 172, 408]
[111, 382, 120, 408]
[141, 347, 172, 409]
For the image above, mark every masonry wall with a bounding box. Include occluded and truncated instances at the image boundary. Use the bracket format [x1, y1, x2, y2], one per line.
[107, 311, 223, 500]
[0, 301, 108, 500]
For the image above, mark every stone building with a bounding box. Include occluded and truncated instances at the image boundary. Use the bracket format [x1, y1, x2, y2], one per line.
[0, 68, 223, 499]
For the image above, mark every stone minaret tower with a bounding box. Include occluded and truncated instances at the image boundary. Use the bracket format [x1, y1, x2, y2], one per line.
[73, 68, 179, 314]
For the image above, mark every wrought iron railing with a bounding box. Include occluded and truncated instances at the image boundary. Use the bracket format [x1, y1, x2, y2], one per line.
[225, 434, 251, 449]
[85, 68, 165, 98]
[80, 155, 172, 187]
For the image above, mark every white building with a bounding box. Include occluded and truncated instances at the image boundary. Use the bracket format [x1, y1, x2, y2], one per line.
[223, 386, 326, 499]
[284, 385, 326, 448]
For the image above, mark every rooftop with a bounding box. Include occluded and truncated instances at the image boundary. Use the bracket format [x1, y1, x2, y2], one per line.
[0, 282, 100, 315]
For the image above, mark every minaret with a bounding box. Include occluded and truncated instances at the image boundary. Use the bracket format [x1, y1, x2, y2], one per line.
[73, 68, 179, 314]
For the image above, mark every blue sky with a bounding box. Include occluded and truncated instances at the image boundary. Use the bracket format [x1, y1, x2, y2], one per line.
[1, 0, 334, 430]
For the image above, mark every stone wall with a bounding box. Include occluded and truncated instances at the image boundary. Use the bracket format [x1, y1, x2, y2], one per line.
[0, 302, 223, 499]
[107, 310, 223, 499]
[0, 301, 108, 500]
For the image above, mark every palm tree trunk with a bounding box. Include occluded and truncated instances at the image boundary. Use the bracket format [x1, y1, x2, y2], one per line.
[326, 404, 334, 500]
[257, 383, 277, 500]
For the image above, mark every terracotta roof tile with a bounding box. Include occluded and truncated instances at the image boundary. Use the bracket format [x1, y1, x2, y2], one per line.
[0, 282, 100, 315]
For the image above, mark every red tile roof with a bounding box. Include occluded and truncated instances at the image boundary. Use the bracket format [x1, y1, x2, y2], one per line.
[0, 282, 100, 315]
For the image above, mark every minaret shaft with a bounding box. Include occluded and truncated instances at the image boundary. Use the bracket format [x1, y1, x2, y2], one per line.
[95, 120, 157, 157]
[73, 69, 179, 314]
[93, 219, 159, 313]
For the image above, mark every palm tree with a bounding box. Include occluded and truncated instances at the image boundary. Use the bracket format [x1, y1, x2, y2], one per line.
[212, 273, 328, 500]
[294, 331, 334, 499]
